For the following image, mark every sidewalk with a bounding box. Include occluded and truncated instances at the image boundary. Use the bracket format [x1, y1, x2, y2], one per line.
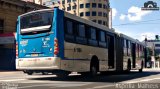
[143, 68, 160, 71]
[0, 70, 22, 74]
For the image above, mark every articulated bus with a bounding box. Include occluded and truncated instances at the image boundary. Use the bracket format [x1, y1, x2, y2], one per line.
[16, 8, 145, 76]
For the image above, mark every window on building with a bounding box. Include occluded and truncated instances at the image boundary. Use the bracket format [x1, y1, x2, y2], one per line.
[86, 12, 90, 16]
[92, 3, 96, 8]
[67, 6, 71, 11]
[62, 8, 65, 10]
[106, 22, 108, 26]
[103, 4, 105, 9]
[74, 10, 76, 15]
[98, 12, 102, 16]
[80, 4, 84, 8]
[0, 19, 4, 33]
[62, 0, 65, 4]
[80, 12, 84, 17]
[105, 13, 108, 17]
[86, 3, 90, 8]
[98, 20, 102, 24]
[98, 3, 102, 8]
[67, 0, 71, 3]
[103, 13, 106, 17]
[103, 21, 106, 25]
[73, 0, 76, 2]
[72, 5, 77, 9]
[92, 11, 96, 16]
[92, 20, 96, 23]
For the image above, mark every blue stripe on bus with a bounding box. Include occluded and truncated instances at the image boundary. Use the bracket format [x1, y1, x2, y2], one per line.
[53, 8, 64, 59]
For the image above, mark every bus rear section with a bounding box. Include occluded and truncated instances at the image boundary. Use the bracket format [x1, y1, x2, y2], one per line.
[16, 9, 65, 75]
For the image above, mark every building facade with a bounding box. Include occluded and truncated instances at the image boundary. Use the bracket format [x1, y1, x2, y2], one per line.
[0, 0, 47, 70]
[22, 0, 43, 5]
[146, 40, 160, 68]
[41, 0, 111, 27]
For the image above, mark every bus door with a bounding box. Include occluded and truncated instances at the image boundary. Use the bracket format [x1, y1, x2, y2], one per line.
[107, 34, 115, 69]
[132, 43, 136, 68]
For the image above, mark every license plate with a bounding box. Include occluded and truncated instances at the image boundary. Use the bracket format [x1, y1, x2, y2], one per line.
[31, 54, 38, 57]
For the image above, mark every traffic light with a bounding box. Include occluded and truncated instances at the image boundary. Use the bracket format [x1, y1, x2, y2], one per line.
[155, 35, 159, 40]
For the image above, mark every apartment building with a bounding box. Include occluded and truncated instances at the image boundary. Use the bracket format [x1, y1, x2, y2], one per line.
[36, 0, 111, 27]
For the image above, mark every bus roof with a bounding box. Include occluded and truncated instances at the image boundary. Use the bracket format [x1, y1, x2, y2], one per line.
[120, 33, 145, 46]
[19, 9, 53, 17]
[64, 11, 115, 34]
[19, 8, 114, 33]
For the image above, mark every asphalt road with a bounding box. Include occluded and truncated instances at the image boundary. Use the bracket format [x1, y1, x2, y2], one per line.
[0, 69, 160, 89]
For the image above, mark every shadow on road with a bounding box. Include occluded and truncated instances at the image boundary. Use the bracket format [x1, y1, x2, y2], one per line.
[29, 71, 160, 83]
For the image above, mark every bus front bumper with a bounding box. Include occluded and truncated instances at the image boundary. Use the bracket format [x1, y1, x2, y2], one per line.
[16, 57, 61, 70]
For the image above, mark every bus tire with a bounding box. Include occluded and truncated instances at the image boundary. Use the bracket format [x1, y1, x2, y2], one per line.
[42, 72, 48, 75]
[90, 57, 99, 77]
[26, 71, 33, 75]
[56, 71, 70, 78]
[90, 64, 97, 77]
[80, 72, 89, 76]
[139, 69, 143, 72]
[127, 59, 131, 72]
[139, 61, 144, 72]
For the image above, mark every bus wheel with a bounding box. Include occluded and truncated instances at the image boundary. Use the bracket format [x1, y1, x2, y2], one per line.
[90, 64, 97, 77]
[139, 61, 143, 72]
[80, 72, 89, 76]
[26, 71, 33, 75]
[42, 72, 48, 75]
[56, 71, 70, 78]
[127, 60, 131, 72]
[139, 69, 143, 72]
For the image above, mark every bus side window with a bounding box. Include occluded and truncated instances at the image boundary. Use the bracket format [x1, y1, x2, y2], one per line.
[106, 35, 110, 48]
[123, 39, 126, 48]
[126, 40, 128, 48]
[128, 41, 131, 49]
[88, 27, 98, 46]
[98, 30, 107, 48]
[76, 23, 87, 44]
[65, 20, 75, 42]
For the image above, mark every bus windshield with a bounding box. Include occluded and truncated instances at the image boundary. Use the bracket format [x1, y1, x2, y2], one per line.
[20, 11, 53, 34]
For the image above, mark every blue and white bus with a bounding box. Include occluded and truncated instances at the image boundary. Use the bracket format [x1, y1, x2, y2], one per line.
[16, 8, 145, 76]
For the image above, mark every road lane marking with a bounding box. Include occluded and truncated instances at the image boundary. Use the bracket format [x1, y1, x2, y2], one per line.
[86, 84, 114, 89]
[123, 77, 160, 83]
[0, 79, 26, 82]
[18, 84, 57, 89]
[89, 77, 160, 89]
[18, 83, 91, 89]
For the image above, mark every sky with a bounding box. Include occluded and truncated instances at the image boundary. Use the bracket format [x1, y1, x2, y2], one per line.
[110, 0, 160, 41]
